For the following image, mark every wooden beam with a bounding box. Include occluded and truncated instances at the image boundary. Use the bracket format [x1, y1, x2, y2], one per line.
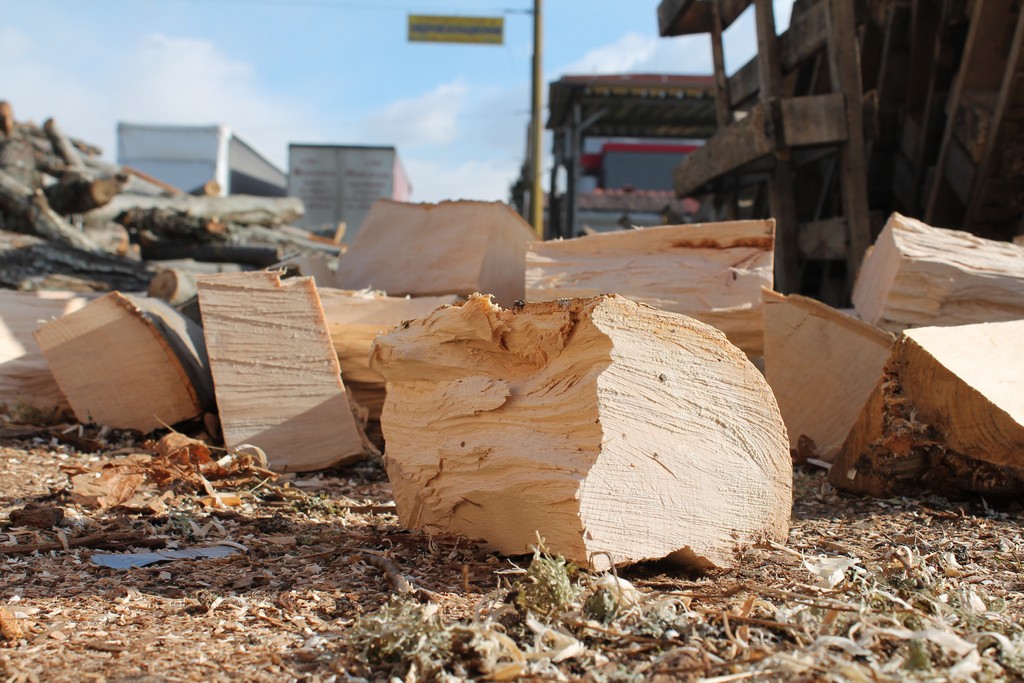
[370, 294, 792, 570]
[657, 0, 753, 36]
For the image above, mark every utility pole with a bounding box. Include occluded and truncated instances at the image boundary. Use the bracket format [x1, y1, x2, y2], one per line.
[530, 0, 544, 238]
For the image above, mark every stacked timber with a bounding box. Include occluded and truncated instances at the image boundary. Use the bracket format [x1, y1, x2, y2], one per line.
[197, 271, 372, 472]
[369, 294, 792, 570]
[829, 320, 1024, 497]
[762, 290, 894, 463]
[318, 289, 460, 419]
[336, 200, 536, 307]
[853, 213, 1024, 332]
[33, 292, 212, 431]
[526, 220, 775, 357]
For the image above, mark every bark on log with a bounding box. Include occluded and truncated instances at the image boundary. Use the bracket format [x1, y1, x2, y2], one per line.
[0, 231, 151, 292]
[34, 292, 213, 432]
[196, 271, 371, 472]
[336, 200, 536, 307]
[318, 288, 461, 419]
[86, 193, 304, 226]
[0, 290, 94, 414]
[44, 174, 126, 215]
[526, 220, 775, 357]
[762, 289, 894, 463]
[139, 241, 281, 267]
[0, 168, 100, 252]
[829, 320, 1024, 497]
[119, 208, 226, 242]
[0, 101, 13, 137]
[369, 294, 792, 570]
[853, 213, 1024, 332]
[42, 118, 84, 170]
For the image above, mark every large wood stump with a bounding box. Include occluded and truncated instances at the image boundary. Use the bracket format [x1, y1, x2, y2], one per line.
[762, 290, 894, 462]
[336, 200, 536, 307]
[197, 272, 369, 472]
[370, 294, 792, 570]
[34, 293, 212, 431]
[526, 220, 775, 357]
[830, 320, 1024, 497]
[853, 213, 1024, 332]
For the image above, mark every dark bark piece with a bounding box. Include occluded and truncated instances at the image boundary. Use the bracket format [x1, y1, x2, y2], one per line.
[0, 231, 152, 292]
[119, 207, 226, 242]
[139, 241, 282, 267]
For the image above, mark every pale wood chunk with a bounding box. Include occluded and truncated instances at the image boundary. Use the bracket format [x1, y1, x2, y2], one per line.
[335, 200, 536, 307]
[830, 319, 1024, 497]
[34, 293, 211, 431]
[526, 220, 775, 357]
[370, 294, 792, 570]
[853, 213, 1024, 332]
[0, 291, 92, 413]
[762, 289, 894, 462]
[197, 271, 367, 472]
[318, 289, 460, 419]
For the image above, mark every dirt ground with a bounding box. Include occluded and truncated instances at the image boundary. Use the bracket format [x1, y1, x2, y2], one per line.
[1, 428, 1023, 682]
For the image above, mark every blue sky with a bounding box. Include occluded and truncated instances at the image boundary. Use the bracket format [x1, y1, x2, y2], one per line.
[3, 0, 793, 201]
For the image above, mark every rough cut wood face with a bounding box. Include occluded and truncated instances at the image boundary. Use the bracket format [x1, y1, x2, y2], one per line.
[762, 289, 894, 462]
[525, 220, 775, 357]
[0, 291, 92, 411]
[318, 289, 460, 419]
[335, 200, 536, 307]
[34, 293, 205, 431]
[853, 213, 1024, 331]
[830, 319, 1024, 497]
[370, 294, 792, 570]
[197, 272, 367, 473]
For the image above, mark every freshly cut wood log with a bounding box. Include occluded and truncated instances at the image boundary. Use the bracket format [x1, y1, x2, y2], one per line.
[829, 320, 1024, 497]
[197, 271, 369, 472]
[370, 294, 792, 570]
[34, 293, 213, 431]
[526, 220, 775, 357]
[148, 269, 198, 307]
[762, 290, 894, 463]
[318, 289, 460, 419]
[0, 290, 92, 413]
[853, 213, 1024, 332]
[85, 193, 304, 226]
[336, 200, 536, 307]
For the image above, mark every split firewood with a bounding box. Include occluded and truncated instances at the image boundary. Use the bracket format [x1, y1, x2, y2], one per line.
[34, 292, 213, 432]
[0, 168, 100, 252]
[829, 319, 1024, 497]
[318, 288, 460, 419]
[0, 231, 152, 292]
[196, 271, 371, 472]
[762, 290, 895, 463]
[336, 200, 536, 307]
[0, 289, 93, 414]
[369, 294, 792, 570]
[526, 220, 775, 357]
[853, 213, 1024, 332]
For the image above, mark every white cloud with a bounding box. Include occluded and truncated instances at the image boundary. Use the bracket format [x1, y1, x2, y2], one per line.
[403, 157, 518, 203]
[355, 80, 469, 150]
[555, 31, 713, 77]
[0, 26, 32, 59]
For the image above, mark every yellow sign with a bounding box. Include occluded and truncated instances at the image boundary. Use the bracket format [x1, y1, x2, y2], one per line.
[408, 15, 504, 45]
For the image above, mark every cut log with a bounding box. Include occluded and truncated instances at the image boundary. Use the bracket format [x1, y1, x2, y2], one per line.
[829, 319, 1024, 497]
[118, 208, 226, 242]
[34, 292, 213, 432]
[42, 118, 84, 170]
[762, 289, 895, 463]
[0, 168, 100, 252]
[369, 294, 792, 570]
[0, 101, 12, 136]
[336, 200, 536, 307]
[196, 271, 370, 472]
[318, 289, 460, 419]
[139, 241, 282, 267]
[852, 213, 1024, 332]
[0, 231, 152, 292]
[526, 220, 775, 357]
[44, 173, 126, 215]
[85, 193, 304, 226]
[148, 269, 198, 307]
[0, 290, 93, 414]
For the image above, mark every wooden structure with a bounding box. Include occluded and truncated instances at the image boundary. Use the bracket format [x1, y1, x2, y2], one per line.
[370, 294, 792, 571]
[658, 0, 1024, 303]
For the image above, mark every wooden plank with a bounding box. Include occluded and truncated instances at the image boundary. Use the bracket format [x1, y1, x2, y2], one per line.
[318, 289, 461, 420]
[852, 213, 1024, 331]
[830, 319, 1024, 497]
[0, 291, 93, 414]
[197, 271, 369, 473]
[762, 289, 895, 462]
[34, 293, 211, 432]
[370, 294, 792, 570]
[780, 94, 848, 146]
[657, 0, 753, 36]
[674, 102, 776, 196]
[526, 220, 775, 357]
[335, 200, 536, 307]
